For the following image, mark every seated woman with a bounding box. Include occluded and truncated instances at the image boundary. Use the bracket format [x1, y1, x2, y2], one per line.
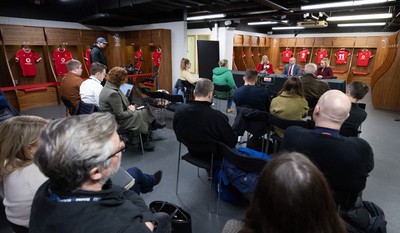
[316, 58, 334, 79]
[99, 67, 165, 151]
[212, 59, 236, 113]
[174, 58, 199, 102]
[256, 55, 274, 74]
[237, 152, 347, 233]
[0, 116, 163, 233]
[269, 76, 308, 138]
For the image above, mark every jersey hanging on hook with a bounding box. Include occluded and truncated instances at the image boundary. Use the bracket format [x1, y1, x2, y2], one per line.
[15, 47, 42, 77]
[53, 47, 73, 75]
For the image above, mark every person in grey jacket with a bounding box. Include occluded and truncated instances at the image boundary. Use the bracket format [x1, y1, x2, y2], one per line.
[99, 67, 165, 151]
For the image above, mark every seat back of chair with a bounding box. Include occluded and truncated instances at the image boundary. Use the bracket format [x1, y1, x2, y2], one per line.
[268, 113, 314, 131]
[214, 84, 230, 92]
[60, 96, 73, 108]
[234, 106, 269, 137]
[165, 93, 184, 103]
[217, 143, 268, 173]
[76, 101, 98, 115]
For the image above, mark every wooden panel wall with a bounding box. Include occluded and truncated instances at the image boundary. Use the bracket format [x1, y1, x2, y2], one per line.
[371, 32, 400, 110]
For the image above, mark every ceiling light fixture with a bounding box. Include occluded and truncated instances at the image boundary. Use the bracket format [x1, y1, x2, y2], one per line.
[337, 22, 386, 27]
[272, 26, 305, 30]
[301, 0, 395, 10]
[248, 21, 278, 25]
[187, 14, 225, 21]
[327, 13, 392, 21]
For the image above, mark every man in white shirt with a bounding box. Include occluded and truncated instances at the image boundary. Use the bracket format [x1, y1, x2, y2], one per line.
[80, 62, 107, 106]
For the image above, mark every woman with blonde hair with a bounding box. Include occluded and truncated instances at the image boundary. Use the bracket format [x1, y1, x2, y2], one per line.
[212, 59, 236, 113]
[316, 58, 334, 79]
[238, 152, 347, 233]
[256, 55, 274, 74]
[173, 58, 200, 101]
[0, 116, 48, 233]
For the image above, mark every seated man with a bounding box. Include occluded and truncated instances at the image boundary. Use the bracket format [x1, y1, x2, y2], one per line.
[233, 69, 271, 111]
[59, 59, 84, 112]
[340, 81, 369, 137]
[30, 113, 170, 233]
[281, 90, 374, 210]
[79, 62, 107, 106]
[282, 57, 301, 76]
[301, 63, 330, 101]
[173, 78, 237, 159]
[99, 67, 165, 151]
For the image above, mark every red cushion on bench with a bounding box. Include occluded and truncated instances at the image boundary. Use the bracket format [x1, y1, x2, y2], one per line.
[333, 70, 347, 74]
[24, 87, 48, 93]
[352, 71, 369, 75]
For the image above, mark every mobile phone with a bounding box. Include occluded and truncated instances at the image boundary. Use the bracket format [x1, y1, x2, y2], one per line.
[136, 106, 145, 110]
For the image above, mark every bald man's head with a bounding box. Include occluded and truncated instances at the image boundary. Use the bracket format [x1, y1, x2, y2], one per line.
[313, 90, 351, 129]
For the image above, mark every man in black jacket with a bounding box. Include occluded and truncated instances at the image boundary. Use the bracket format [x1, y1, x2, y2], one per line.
[173, 78, 237, 159]
[30, 113, 170, 233]
[90, 37, 108, 68]
[282, 90, 374, 210]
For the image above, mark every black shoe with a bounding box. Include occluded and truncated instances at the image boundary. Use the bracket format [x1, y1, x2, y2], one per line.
[139, 141, 155, 151]
[153, 170, 163, 185]
[151, 121, 166, 130]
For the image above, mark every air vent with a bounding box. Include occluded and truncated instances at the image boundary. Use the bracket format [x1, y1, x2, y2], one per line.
[297, 20, 328, 28]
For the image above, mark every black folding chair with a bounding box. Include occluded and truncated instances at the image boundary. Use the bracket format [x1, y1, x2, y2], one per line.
[213, 84, 231, 112]
[60, 96, 74, 117]
[75, 101, 98, 115]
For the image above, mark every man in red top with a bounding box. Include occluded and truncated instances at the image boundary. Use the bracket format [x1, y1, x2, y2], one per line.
[15, 47, 42, 77]
[59, 59, 84, 112]
[52, 47, 73, 76]
[335, 49, 350, 64]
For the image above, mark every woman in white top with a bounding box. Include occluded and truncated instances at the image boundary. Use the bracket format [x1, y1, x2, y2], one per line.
[0, 116, 48, 233]
[173, 58, 200, 101]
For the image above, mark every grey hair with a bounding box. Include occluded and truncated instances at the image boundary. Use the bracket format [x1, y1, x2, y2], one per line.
[66, 59, 82, 72]
[34, 112, 117, 193]
[304, 63, 317, 74]
[194, 78, 214, 97]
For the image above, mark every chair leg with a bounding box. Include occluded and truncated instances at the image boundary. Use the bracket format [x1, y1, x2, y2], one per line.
[176, 142, 182, 195]
[139, 133, 145, 158]
[216, 159, 225, 215]
[209, 153, 214, 213]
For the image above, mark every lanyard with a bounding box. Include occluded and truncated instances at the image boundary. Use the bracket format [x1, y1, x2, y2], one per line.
[49, 188, 101, 203]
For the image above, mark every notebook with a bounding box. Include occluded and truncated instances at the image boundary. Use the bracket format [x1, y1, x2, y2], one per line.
[110, 167, 135, 190]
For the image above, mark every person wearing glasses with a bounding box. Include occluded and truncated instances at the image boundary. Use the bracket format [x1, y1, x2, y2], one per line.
[30, 113, 170, 233]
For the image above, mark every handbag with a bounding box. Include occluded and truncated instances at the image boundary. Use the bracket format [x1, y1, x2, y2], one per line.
[149, 201, 192, 233]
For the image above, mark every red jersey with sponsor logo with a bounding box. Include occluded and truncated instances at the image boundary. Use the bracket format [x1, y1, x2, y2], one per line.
[356, 50, 373, 67]
[53, 48, 73, 75]
[335, 49, 350, 64]
[152, 49, 161, 67]
[316, 49, 328, 64]
[84, 48, 91, 72]
[135, 49, 143, 69]
[282, 49, 293, 62]
[298, 49, 310, 62]
[15, 49, 42, 77]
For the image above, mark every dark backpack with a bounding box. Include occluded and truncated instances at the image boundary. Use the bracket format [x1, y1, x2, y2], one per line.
[341, 201, 387, 233]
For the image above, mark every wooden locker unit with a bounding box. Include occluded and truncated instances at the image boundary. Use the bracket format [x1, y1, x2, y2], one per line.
[330, 37, 355, 79]
[233, 34, 243, 46]
[251, 47, 261, 67]
[243, 35, 251, 46]
[0, 25, 58, 111]
[233, 47, 247, 71]
[243, 47, 255, 69]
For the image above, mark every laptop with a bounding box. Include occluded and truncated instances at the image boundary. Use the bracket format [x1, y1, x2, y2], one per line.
[119, 83, 134, 98]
